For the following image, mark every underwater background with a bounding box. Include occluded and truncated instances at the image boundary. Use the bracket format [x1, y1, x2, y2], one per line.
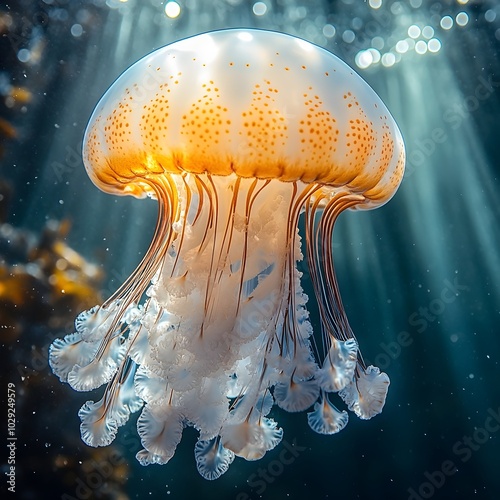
[1, 0, 500, 499]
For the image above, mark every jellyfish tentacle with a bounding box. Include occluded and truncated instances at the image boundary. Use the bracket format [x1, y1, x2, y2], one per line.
[79, 357, 142, 447]
[316, 336, 358, 392]
[306, 192, 364, 341]
[194, 436, 235, 480]
[200, 174, 220, 333]
[67, 325, 127, 392]
[283, 182, 310, 352]
[314, 193, 349, 337]
[190, 174, 206, 227]
[104, 175, 176, 308]
[136, 396, 184, 466]
[169, 173, 192, 279]
[270, 182, 315, 361]
[79, 392, 118, 447]
[193, 175, 216, 256]
[55, 174, 390, 469]
[319, 195, 380, 374]
[235, 178, 271, 316]
[305, 192, 342, 338]
[320, 193, 365, 335]
[307, 391, 349, 435]
[49, 332, 99, 383]
[303, 190, 391, 419]
[273, 368, 320, 413]
[281, 184, 323, 366]
[221, 411, 283, 461]
[69, 174, 181, 441]
[75, 176, 178, 394]
[208, 175, 243, 318]
[339, 362, 390, 419]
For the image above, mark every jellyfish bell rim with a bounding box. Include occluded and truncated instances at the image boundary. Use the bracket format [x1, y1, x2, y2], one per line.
[82, 28, 405, 209]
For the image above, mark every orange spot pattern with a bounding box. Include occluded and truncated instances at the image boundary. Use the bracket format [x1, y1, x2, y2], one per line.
[237, 81, 288, 177]
[85, 63, 401, 203]
[178, 80, 232, 174]
[104, 89, 133, 154]
[296, 89, 338, 182]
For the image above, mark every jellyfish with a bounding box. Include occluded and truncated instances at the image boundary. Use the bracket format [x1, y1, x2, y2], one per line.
[49, 29, 405, 479]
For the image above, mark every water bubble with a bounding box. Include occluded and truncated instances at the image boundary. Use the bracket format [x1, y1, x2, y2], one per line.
[381, 52, 396, 67]
[369, 0, 382, 9]
[164, 1, 181, 18]
[427, 38, 441, 53]
[408, 25, 421, 39]
[421, 25, 434, 39]
[71, 24, 83, 37]
[252, 2, 267, 16]
[323, 24, 336, 38]
[440, 16, 453, 30]
[17, 49, 31, 63]
[456, 12, 469, 27]
[355, 50, 373, 69]
[415, 40, 427, 54]
[485, 10, 496, 23]
[342, 30, 355, 43]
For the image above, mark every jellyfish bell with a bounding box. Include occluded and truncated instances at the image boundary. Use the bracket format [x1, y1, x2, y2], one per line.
[49, 29, 405, 479]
